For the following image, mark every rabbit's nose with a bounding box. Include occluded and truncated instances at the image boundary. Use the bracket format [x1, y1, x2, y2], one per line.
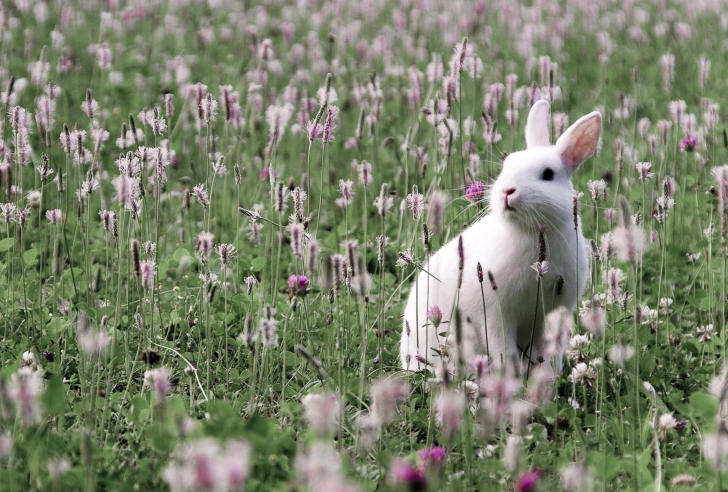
[504, 187, 516, 196]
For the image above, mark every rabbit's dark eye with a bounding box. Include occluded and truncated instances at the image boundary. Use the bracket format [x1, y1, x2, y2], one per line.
[541, 168, 555, 181]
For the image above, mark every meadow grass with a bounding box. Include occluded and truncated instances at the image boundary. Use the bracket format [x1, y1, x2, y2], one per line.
[0, 0, 727, 490]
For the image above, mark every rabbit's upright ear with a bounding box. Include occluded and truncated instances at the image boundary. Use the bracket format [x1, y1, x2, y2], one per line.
[525, 99, 551, 148]
[555, 111, 602, 174]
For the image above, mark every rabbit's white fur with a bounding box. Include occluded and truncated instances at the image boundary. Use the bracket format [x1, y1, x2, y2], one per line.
[401, 100, 601, 380]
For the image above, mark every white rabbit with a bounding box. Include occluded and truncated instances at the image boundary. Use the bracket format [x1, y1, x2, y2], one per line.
[401, 99, 601, 380]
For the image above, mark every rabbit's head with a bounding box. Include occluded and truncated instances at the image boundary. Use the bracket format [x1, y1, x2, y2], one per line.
[489, 100, 602, 231]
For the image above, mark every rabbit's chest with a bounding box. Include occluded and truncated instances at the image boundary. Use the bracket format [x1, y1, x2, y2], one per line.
[490, 235, 578, 314]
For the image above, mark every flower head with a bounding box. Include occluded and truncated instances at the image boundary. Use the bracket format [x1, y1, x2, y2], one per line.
[517, 469, 541, 492]
[464, 181, 485, 202]
[301, 392, 340, 437]
[680, 135, 698, 152]
[426, 306, 443, 328]
[370, 377, 409, 424]
[287, 274, 309, 295]
[195, 231, 214, 263]
[143, 367, 170, 406]
[389, 460, 426, 492]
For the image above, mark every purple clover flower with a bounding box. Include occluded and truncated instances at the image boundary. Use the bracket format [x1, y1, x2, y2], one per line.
[465, 181, 485, 202]
[287, 274, 309, 294]
[426, 306, 443, 328]
[679, 135, 697, 152]
[390, 460, 427, 492]
[516, 469, 540, 492]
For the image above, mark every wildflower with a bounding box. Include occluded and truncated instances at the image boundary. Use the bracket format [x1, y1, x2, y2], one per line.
[580, 308, 606, 338]
[568, 334, 590, 362]
[661, 52, 674, 91]
[291, 187, 307, 222]
[389, 460, 426, 492]
[606, 268, 626, 304]
[659, 297, 673, 315]
[200, 92, 217, 123]
[370, 377, 409, 424]
[216, 243, 236, 266]
[697, 324, 715, 342]
[357, 160, 372, 187]
[636, 162, 653, 182]
[112, 175, 137, 208]
[350, 272, 372, 297]
[259, 308, 278, 348]
[192, 184, 209, 208]
[527, 369, 553, 405]
[672, 474, 697, 488]
[7, 367, 44, 425]
[305, 119, 322, 141]
[294, 441, 343, 487]
[503, 435, 523, 472]
[613, 224, 645, 263]
[304, 238, 319, 276]
[322, 105, 338, 143]
[426, 306, 443, 329]
[531, 260, 549, 278]
[464, 180, 485, 202]
[243, 276, 257, 295]
[396, 250, 414, 267]
[274, 181, 290, 213]
[265, 103, 294, 142]
[45, 209, 63, 224]
[680, 135, 698, 152]
[570, 362, 596, 387]
[417, 446, 446, 476]
[22, 351, 37, 369]
[16, 208, 30, 228]
[702, 428, 728, 472]
[80, 90, 99, 119]
[162, 438, 251, 492]
[374, 183, 394, 216]
[287, 274, 309, 295]
[335, 179, 354, 208]
[426, 190, 447, 235]
[587, 180, 608, 202]
[143, 367, 170, 406]
[139, 259, 155, 290]
[301, 392, 340, 437]
[543, 306, 574, 359]
[560, 462, 595, 492]
[516, 469, 540, 492]
[36, 155, 54, 181]
[435, 389, 466, 439]
[480, 373, 521, 415]
[78, 328, 110, 356]
[406, 186, 424, 220]
[654, 413, 677, 440]
[47, 457, 70, 479]
[194, 231, 214, 263]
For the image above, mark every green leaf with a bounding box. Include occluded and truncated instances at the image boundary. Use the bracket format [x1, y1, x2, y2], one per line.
[0, 237, 14, 252]
[699, 295, 718, 311]
[23, 248, 38, 265]
[147, 422, 174, 453]
[251, 257, 266, 272]
[173, 247, 192, 261]
[689, 392, 718, 421]
[41, 375, 68, 417]
[130, 395, 149, 425]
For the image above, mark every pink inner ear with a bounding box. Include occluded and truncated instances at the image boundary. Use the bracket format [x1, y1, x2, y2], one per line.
[561, 115, 601, 171]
